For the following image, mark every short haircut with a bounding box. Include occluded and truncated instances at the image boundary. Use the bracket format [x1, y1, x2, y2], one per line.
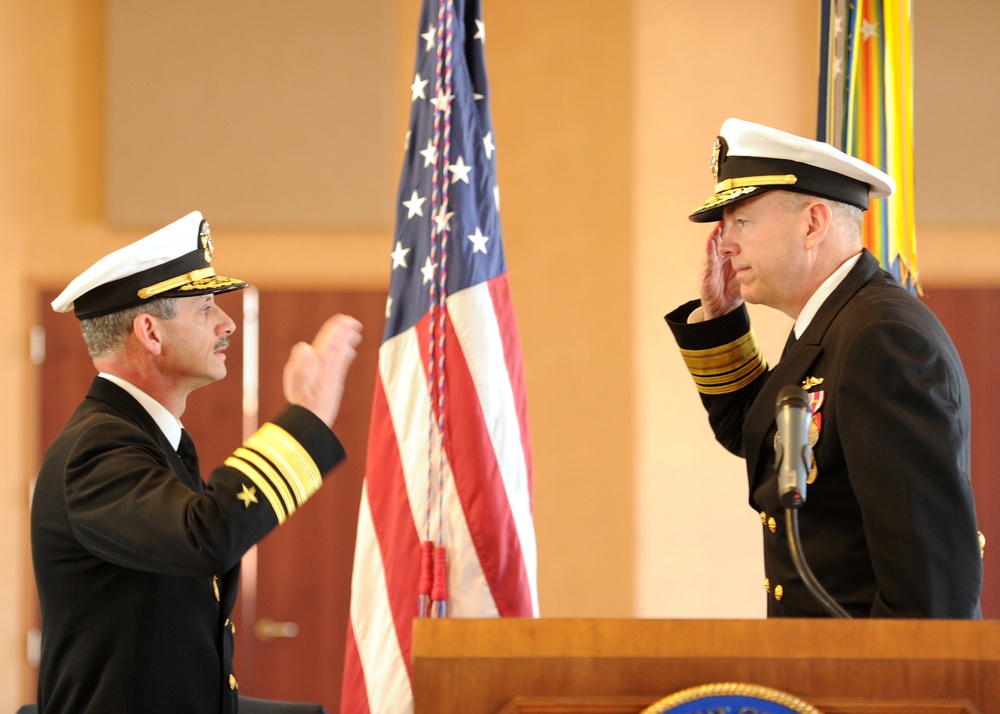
[80, 297, 177, 359]
[777, 190, 863, 239]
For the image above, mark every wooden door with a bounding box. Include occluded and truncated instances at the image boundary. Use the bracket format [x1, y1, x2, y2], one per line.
[30, 288, 382, 712]
[235, 290, 382, 710]
[922, 288, 1000, 619]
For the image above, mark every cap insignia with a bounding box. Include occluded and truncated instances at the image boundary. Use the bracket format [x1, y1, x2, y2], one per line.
[200, 221, 214, 263]
[711, 137, 722, 180]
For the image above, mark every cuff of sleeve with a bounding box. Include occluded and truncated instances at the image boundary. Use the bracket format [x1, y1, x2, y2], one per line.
[664, 300, 766, 395]
[222, 406, 345, 525]
[665, 300, 754, 348]
[270, 405, 347, 476]
[687, 306, 706, 324]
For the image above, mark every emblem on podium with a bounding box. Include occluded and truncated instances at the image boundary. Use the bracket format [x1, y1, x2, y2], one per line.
[641, 682, 822, 713]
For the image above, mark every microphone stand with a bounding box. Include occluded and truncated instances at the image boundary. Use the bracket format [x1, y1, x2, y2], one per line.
[785, 507, 851, 618]
[775, 384, 851, 618]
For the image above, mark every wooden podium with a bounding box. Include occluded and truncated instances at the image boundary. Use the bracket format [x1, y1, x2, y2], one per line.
[411, 619, 1000, 713]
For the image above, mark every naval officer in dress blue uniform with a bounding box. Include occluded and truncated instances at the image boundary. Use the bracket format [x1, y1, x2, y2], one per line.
[665, 119, 982, 618]
[31, 211, 362, 712]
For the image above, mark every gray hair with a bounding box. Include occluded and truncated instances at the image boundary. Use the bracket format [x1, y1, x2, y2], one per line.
[80, 298, 177, 359]
[777, 190, 863, 240]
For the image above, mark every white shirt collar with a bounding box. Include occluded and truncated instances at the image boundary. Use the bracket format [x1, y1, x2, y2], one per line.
[793, 252, 862, 339]
[98, 372, 184, 449]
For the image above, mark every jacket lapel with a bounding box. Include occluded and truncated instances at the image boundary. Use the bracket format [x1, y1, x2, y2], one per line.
[742, 250, 882, 485]
[85, 377, 204, 492]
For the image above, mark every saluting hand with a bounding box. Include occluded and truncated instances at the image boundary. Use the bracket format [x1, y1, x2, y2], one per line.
[282, 314, 363, 427]
[699, 223, 743, 320]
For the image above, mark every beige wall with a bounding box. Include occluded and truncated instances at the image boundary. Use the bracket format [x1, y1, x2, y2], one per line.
[2, 0, 33, 706]
[633, 1, 819, 618]
[2, 0, 998, 707]
[487, 2, 636, 618]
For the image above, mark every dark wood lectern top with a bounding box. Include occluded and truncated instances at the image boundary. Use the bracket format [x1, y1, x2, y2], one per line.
[411, 618, 1000, 714]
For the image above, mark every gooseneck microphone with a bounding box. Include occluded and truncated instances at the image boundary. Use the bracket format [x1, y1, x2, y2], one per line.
[774, 384, 813, 509]
[774, 384, 851, 618]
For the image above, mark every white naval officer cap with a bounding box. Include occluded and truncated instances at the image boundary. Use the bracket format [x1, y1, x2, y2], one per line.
[52, 211, 249, 319]
[689, 118, 896, 223]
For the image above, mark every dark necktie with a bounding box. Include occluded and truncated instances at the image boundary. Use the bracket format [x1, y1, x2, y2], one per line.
[178, 428, 202, 482]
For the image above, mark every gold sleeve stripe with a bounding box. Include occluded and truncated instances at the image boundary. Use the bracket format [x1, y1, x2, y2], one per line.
[224, 456, 288, 524]
[232, 447, 296, 514]
[678, 329, 767, 395]
[679, 330, 758, 370]
[692, 354, 765, 386]
[245, 423, 323, 503]
[693, 357, 766, 394]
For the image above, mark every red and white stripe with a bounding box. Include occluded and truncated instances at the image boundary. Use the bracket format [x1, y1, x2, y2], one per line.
[341, 274, 537, 714]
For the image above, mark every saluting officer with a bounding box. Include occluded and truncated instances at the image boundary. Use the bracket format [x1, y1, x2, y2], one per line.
[665, 119, 982, 618]
[31, 211, 362, 712]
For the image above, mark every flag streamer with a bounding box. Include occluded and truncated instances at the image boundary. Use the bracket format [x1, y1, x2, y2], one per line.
[341, 1, 539, 711]
[818, 0, 919, 293]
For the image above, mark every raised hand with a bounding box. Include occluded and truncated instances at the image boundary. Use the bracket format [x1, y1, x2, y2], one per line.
[282, 314, 363, 427]
[699, 223, 743, 319]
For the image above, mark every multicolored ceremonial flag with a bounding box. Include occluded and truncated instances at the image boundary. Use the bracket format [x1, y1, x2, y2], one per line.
[340, 1, 539, 712]
[818, 0, 919, 292]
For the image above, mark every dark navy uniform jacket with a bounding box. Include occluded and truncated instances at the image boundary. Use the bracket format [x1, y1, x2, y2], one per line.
[31, 377, 345, 713]
[666, 249, 982, 618]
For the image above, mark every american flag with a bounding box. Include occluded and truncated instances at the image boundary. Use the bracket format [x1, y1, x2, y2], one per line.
[340, 1, 538, 712]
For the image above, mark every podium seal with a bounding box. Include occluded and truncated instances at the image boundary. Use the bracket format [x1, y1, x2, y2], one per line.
[641, 682, 822, 713]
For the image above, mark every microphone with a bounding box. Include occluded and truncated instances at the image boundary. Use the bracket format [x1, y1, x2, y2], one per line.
[774, 384, 813, 510]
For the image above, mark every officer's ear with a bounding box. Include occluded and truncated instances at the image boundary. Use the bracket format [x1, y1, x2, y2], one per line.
[803, 199, 833, 251]
[132, 312, 165, 356]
